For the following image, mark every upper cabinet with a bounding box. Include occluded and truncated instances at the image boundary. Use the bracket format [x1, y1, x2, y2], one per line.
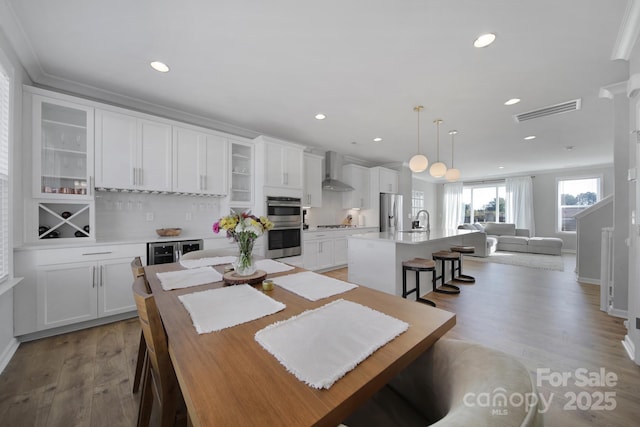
[173, 126, 228, 196]
[257, 136, 304, 190]
[303, 153, 323, 208]
[374, 166, 399, 194]
[229, 140, 254, 206]
[342, 164, 370, 209]
[95, 109, 172, 192]
[31, 94, 94, 199]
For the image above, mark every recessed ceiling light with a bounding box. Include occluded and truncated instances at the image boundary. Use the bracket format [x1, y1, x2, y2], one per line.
[473, 33, 496, 48]
[373, 137, 383, 142]
[315, 113, 326, 120]
[350, 141, 357, 145]
[524, 135, 536, 140]
[498, 166, 505, 169]
[150, 61, 170, 73]
[504, 98, 521, 106]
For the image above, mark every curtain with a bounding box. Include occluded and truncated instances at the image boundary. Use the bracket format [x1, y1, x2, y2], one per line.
[443, 182, 464, 231]
[506, 176, 535, 236]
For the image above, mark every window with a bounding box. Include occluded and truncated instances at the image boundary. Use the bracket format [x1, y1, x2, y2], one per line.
[411, 190, 425, 219]
[463, 183, 506, 223]
[557, 177, 601, 232]
[0, 63, 9, 283]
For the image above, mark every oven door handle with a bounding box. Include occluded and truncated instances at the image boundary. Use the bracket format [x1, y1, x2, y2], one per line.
[267, 202, 302, 207]
[270, 226, 301, 231]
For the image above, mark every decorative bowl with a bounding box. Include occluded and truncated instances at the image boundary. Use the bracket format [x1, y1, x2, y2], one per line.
[156, 228, 182, 237]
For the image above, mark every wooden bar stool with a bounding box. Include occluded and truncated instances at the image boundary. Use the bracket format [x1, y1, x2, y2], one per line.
[402, 258, 436, 307]
[432, 251, 461, 294]
[450, 246, 476, 283]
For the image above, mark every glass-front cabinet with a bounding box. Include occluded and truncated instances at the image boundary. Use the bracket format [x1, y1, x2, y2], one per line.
[229, 140, 253, 206]
[32, 94, 94, 199]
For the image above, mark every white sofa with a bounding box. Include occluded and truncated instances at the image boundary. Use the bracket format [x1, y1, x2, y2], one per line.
[458, 223, 563, 256]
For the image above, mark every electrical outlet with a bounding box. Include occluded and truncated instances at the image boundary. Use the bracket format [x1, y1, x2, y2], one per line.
[146, 212, 154, 221]
[185, 212, 193, 221]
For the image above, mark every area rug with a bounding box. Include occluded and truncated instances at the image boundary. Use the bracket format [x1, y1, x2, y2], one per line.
[467, 251, 564, 271]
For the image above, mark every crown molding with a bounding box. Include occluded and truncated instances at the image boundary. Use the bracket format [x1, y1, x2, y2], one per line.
[612, 0, 640, 61]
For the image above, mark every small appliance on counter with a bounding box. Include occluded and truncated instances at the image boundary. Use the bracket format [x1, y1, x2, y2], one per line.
[302, 209, 309, 230]
[147, 239, 203, 265]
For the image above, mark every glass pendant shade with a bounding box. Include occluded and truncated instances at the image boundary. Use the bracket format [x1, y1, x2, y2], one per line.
[430, 161, 447, 178]
[409, 105, 428, 173]
[445, 168, 461, 182]
[409, 154, 428, 172]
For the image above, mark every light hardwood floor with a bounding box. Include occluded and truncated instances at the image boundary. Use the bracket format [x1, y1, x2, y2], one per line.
[1, 255, 639, 426]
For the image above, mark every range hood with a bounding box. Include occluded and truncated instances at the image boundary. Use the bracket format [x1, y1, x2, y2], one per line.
[322, 151, 354, 192]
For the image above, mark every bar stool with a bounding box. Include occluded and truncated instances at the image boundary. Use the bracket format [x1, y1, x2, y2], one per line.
[432, 251, 461, 294]
[450, 246, 476, 283]
[402, 258, 436, 307]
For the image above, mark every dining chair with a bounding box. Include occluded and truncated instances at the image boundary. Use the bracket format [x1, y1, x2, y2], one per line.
[131, 256, 149, 394]
[132, 276, 186, 427]
[180, 248, 235, 260]
[343, 338, 543, 426]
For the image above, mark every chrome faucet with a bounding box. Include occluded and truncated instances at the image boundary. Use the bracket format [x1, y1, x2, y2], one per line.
[414, 209, 430, 233]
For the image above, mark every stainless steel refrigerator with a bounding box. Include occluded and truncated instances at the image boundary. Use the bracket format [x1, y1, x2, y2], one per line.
[379, 193, 403, 232]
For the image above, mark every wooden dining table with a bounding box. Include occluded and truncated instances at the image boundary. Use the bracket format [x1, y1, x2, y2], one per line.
[144, 261, 456, 427]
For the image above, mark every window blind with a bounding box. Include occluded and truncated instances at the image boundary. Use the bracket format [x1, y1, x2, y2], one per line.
[0, 66, 9, 283]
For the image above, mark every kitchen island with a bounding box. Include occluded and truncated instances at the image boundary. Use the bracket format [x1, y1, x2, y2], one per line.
[348, 229, 482, 296]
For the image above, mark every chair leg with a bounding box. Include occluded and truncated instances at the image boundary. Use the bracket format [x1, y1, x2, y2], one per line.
[415, 270, 436, 307]
[453, 255, 476, 283]
[137, 363, 153, 427]
[133, 332, 147, 393]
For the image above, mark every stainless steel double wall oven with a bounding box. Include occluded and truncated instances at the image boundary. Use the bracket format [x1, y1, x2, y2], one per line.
[265, 196, 302, 258]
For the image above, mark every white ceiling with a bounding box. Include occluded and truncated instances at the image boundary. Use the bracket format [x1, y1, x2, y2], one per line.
[1, 0, 630, 181]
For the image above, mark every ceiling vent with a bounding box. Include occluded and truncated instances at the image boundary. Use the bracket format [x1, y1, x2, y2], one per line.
[514, 99, 581, 122]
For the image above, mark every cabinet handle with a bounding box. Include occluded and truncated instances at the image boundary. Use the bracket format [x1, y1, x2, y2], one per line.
[82, 251, 112, 256]
[139, 168, 143, 186]
[360, 198, 364, 208]
[92, 266, 96, 288]
[100, 265, 104, 287]
[132, 167, 136, 186]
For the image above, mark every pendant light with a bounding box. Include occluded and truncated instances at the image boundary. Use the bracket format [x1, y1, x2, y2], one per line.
[445, 130, 461, 182]
[429, 119, 447, 178]
[409, 106, 429, 173]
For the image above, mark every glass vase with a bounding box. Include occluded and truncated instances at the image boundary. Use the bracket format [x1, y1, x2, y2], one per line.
[233, 239, 256, 276]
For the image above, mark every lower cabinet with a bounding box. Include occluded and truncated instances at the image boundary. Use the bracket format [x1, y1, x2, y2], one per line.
[303, 238, 334, 271]
[302, 230, 373, 271]
[14, 243, 145, 336]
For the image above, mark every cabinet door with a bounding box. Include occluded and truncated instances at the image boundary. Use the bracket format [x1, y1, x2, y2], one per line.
[303, 240, 320, 270]
[37, 262, 97, 329]
[202, 134, 228, 195]
[317, 239, 334, 270]
[283, 146, 303, 188]
[95, 109, 136, 189]
[379, 168, 398, 193]
[333, 237, 348, 266]
[304, 155, 323, 207]
[98, 258, 137, 317]
[137, 119, 172, 192]
[172, 127, 202, 193]
[230, 141, 253, 205]
[33, 95, 94, 198]
[264, 142, 284, 186]
[342, 164, 370, 209]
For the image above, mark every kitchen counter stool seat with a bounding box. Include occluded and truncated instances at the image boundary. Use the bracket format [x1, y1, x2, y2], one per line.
[432, 251, 461, 294]
[450, 246, 476, 283]
[402, 258, 436, 307]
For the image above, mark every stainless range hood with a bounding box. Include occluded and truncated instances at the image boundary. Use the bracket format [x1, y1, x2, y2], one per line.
[322, 151, 354, 192]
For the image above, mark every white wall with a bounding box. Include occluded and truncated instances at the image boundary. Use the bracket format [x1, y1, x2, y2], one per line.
[305, 190, 373, 228]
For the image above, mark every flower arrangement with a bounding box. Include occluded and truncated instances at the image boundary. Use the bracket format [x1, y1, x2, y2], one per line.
[213, 210, 273, 275]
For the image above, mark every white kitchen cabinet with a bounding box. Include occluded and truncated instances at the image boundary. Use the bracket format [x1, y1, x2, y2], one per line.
[229, 140, 254, 206]
[258, 137, 304, 189]
[303, 153, 323, 207]
[342, 164, 370, 209]
[333, 237, 348, 266]
[95, 109, 172, 192]
[173, 126, 228, 195]
[29, 91, 94, 199]
[14, 244, 144, 337]
[303, 238, 333, 271]
[377, 167, 399, 193]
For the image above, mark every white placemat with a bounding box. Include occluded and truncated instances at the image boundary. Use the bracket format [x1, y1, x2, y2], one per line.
[179, 256, 237, 269]
[272, 271, 357, 301]
[255, 299, 409, 389]
[156, 266, 223, 290]
[179, 284, 286, 334]
[254, 259, 295, 274]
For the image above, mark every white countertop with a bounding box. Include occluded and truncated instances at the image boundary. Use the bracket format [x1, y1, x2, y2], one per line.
[348, 229, 479, 245]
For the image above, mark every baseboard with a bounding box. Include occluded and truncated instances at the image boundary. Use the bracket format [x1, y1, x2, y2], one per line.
[0, 338, 19, 374]
[577, 276, 600, 285]
[622, 335, 636, 361]
[608, 307, 628, 319]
